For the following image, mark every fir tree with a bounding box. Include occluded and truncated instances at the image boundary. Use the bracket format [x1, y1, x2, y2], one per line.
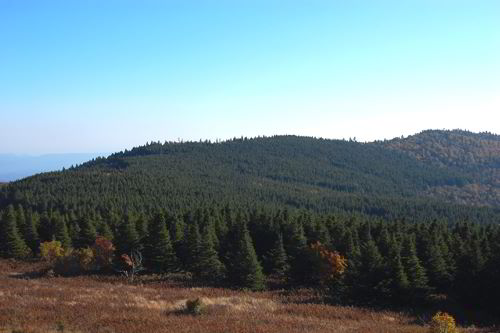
[266, 233, 290, 278]
[184, 221, 202, 274]
[226, 222, 265, 290]
[0, 205, 31, 258]
[285, 221, 310, 285]
[53, 215, 72, 249]
[352, 238, 387, 302]
[23, 211, 40, 254]
[96, 221, 114, 241]
[115, 214, 140, 255]
[196, 227, 225, 283]
[78, 216, 97, 248]
[144, 213, 177, 273]
[402, 235, 430, 299]
[426, 238, 452, 292]
[387, 237, 409, 299]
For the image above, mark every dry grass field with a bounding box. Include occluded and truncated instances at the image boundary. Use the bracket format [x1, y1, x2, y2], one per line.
[0, 259, 495, 333]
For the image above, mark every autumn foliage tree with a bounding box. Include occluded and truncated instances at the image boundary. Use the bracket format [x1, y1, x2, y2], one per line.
[92, 236, 115, 271]
[309, 241, 347, 285]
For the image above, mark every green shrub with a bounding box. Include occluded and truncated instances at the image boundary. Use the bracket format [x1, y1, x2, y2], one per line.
[186, 298, 204, 315]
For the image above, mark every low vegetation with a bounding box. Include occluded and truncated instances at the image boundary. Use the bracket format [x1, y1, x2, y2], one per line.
[0, 259, 495, 333]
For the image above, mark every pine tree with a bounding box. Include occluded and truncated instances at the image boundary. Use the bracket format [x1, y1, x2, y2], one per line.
[0, 205, 31, 258]
[144, 213, 177, 273]
[226, 222, 265, 290]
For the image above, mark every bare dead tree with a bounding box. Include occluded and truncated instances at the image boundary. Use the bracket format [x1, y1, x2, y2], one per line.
[116, 250, 144, 283]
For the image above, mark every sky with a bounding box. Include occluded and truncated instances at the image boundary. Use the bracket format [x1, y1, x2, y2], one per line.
[1, 0, 499, 154]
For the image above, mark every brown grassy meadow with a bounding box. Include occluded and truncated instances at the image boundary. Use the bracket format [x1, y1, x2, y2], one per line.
[0, 260, 494, 333]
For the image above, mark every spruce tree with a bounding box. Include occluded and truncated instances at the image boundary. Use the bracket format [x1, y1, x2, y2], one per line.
[196, 227, 226, 283]
[227, 222, 265, 290]
[78, 216, 97, 248]
[353, 237, 387, 302]
[426, 238, 452, 292]
[0, 205, 31, 258]
[23, 211, 40, 254]
[96, 221, 114, 241]
[387, 237, 409, 300]
[53, 215, 72, 249]
[285, 221, 310, 285]
[115, 214, 140, 255]
[184, 221, 202, 274]
[266, 233, 290, 279]
[144, 213, 177, 273]
[402, 235, 430, 299]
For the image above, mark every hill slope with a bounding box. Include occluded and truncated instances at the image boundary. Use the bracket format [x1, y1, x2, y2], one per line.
[1, 131, 498, 223]
[381, 129, 500, 206]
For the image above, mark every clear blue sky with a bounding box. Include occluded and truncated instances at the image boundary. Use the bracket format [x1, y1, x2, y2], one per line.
[1, 0, 499, 154]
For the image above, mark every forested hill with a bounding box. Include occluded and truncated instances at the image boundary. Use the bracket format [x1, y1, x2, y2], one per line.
[0, 131, 499, 223]
[381, 129, 500, 206]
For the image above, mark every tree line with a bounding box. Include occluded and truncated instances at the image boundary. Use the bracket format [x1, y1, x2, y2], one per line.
[1, 204, 499, 314]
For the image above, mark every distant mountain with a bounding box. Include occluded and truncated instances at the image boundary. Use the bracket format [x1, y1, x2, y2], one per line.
[380, 129, 500, 206]
[1, 131, 499, 224]
[0, 153, 109, 182]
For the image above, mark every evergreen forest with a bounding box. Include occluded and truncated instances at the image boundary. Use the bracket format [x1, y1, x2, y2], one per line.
[1, 129, 500, 316]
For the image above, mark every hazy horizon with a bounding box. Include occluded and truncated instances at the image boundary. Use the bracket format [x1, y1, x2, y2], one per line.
[1, 1, 499, 154]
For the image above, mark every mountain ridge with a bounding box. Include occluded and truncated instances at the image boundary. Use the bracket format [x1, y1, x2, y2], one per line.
[1, 129, 499, 224]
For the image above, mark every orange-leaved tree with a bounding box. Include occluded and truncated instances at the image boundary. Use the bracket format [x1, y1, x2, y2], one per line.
[92, 236, 115, 271]
[309, 241, 347, 285]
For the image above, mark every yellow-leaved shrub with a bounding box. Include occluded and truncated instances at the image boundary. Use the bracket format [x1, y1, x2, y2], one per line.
[429, 312, 459, 333]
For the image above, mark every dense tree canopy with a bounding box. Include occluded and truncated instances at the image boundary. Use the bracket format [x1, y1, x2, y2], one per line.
[0, 131, 499, 313]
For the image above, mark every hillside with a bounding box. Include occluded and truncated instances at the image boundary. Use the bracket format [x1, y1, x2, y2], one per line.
[0, 132, 498, 223]
[1, 131, 500, 320]
[381, 130, 500, 206]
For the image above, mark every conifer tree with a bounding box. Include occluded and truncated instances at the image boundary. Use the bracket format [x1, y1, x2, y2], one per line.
[15, 205, 27, 237]
[377, 223, 392, 257]
[78, 216, 97, 248]
[167, 215, 185, 263]
[96, 221, 114, 241]
[144, 213, 177, 272]
[387, 237, 409, 299]
[53, 215, 72, 249]
[184, 221, 202, 274]
[266, 233, 290, 278]
[402, 235, 430, 299]
[285, 221, 310, 285]
[226, 222, 265, 290]
[115, 214, 140, 255]
[196, 227, 225, 283]
[0, 205, 31, 258]
[23, 210, 40, 254]
[135, 215, 149, 242]
[426, 238, 452, 291]
[353, 237, 387, 301]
